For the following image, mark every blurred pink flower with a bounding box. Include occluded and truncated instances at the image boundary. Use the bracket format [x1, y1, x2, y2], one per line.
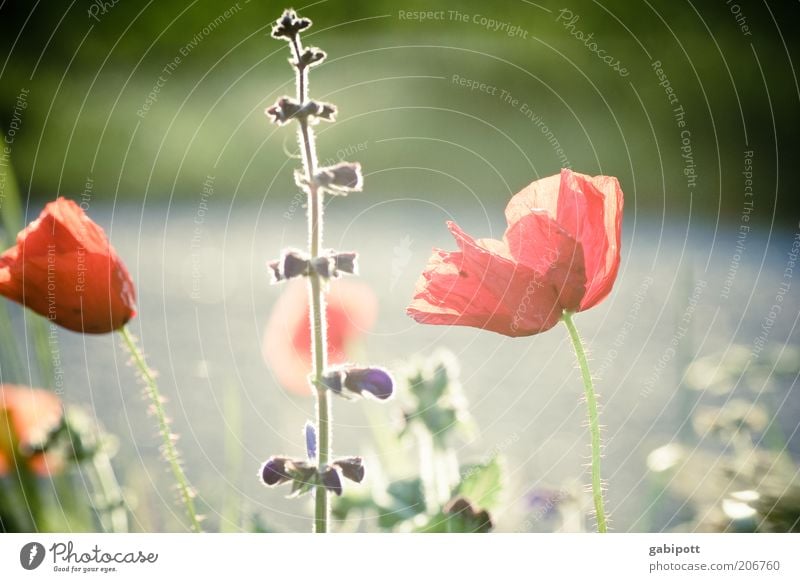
[263, 279, 378, 395]
[0, 384, 64, 476]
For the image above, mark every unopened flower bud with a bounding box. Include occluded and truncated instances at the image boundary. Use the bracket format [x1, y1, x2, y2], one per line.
[308, 251, 358, 279]
[268, 249, 310, 283]
[283, 250, 310, 278]
[316, 103, 337, 122]
[314, 162, 363, 195]
[295, 47, 326, 68]
[319, 370, 344, 395]
[259, 456, 292, 486]
[304, 421, 317, 461]
[333, 252, 358, 275]
[321, 466, 343, 496]
[443, 496, 493, 532]
[271, 9, 311, 40]
[343, 367, 394, 400]
[266, 97, 302, 125]
[268, 260, 281, 282]
[332, 456, 365, 483]
[311, 256, 333, 278]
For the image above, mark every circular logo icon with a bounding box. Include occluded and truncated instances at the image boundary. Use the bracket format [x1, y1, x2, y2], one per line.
[20, 542, 46, 570]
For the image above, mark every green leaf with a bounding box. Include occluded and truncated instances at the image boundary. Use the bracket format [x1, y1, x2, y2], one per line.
[457, 456, 504, 511]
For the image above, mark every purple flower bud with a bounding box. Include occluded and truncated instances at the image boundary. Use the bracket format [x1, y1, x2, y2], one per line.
[283, 250, 310, 278]
[296, 47, 326, 68]
[321, 467, 343, 496]
[316, 103, 337, 122]
[259, 456, 291, 486]
[304, 421, 317, 461]
[333, 252, 358, 275]
[314, 162, 363, 194]
[267, 260, 282, 283]
[271, 9, 311, 40]
[320, 370, 343, 395]
[311, 256, 333, 278]
[332, 457, 365, 483]
[343, 367, 394, 400]
[268, 250, 310, 282]
[266, 97, 303, 125]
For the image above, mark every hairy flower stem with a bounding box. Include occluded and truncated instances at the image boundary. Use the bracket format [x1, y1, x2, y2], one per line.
[562, 311, 608, 533]
[289, 33, 331, 533]
[119, 327, 202, 532]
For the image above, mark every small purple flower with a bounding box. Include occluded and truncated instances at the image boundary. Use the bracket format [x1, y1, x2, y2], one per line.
[321, 467, 343, 496]
[320, 370, 343, 395]
[344, 367, 394, 400]
[332, 456, 365, 483]
[259, 456, 291, 486]
[314, 162, 363, 194]
[304, 421, 317, 461]
[271, 9, 311, 40]
[333, 252, 358, 276]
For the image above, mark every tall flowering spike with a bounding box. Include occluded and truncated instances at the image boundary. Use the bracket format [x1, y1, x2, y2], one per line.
[0, 198, 137, 333]
[264, 7, 393, 532]
[406, 169, 623, 337]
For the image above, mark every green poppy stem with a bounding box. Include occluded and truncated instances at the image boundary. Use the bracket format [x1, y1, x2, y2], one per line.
[562, 311, 608, 533]
[119, 326, 201, 532]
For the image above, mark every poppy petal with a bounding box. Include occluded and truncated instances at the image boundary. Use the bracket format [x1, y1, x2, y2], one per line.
[503, 210, 586, 311]
[407, 222, 562, 336]
[563, 172, 623, 310]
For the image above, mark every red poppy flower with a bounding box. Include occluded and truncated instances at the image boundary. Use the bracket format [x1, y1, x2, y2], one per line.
[0, 198, 136, 333]
[263, 279, 378, 395]
[407, 169, 623, 337]
[0, 385, 64, 476]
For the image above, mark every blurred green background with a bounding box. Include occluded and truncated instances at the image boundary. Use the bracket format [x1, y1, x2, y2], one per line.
[1, 0, 798, 222]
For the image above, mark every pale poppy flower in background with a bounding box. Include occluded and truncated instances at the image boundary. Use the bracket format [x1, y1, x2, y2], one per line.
[263, 279, 378, 395]
[0, 385, 64, 476]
